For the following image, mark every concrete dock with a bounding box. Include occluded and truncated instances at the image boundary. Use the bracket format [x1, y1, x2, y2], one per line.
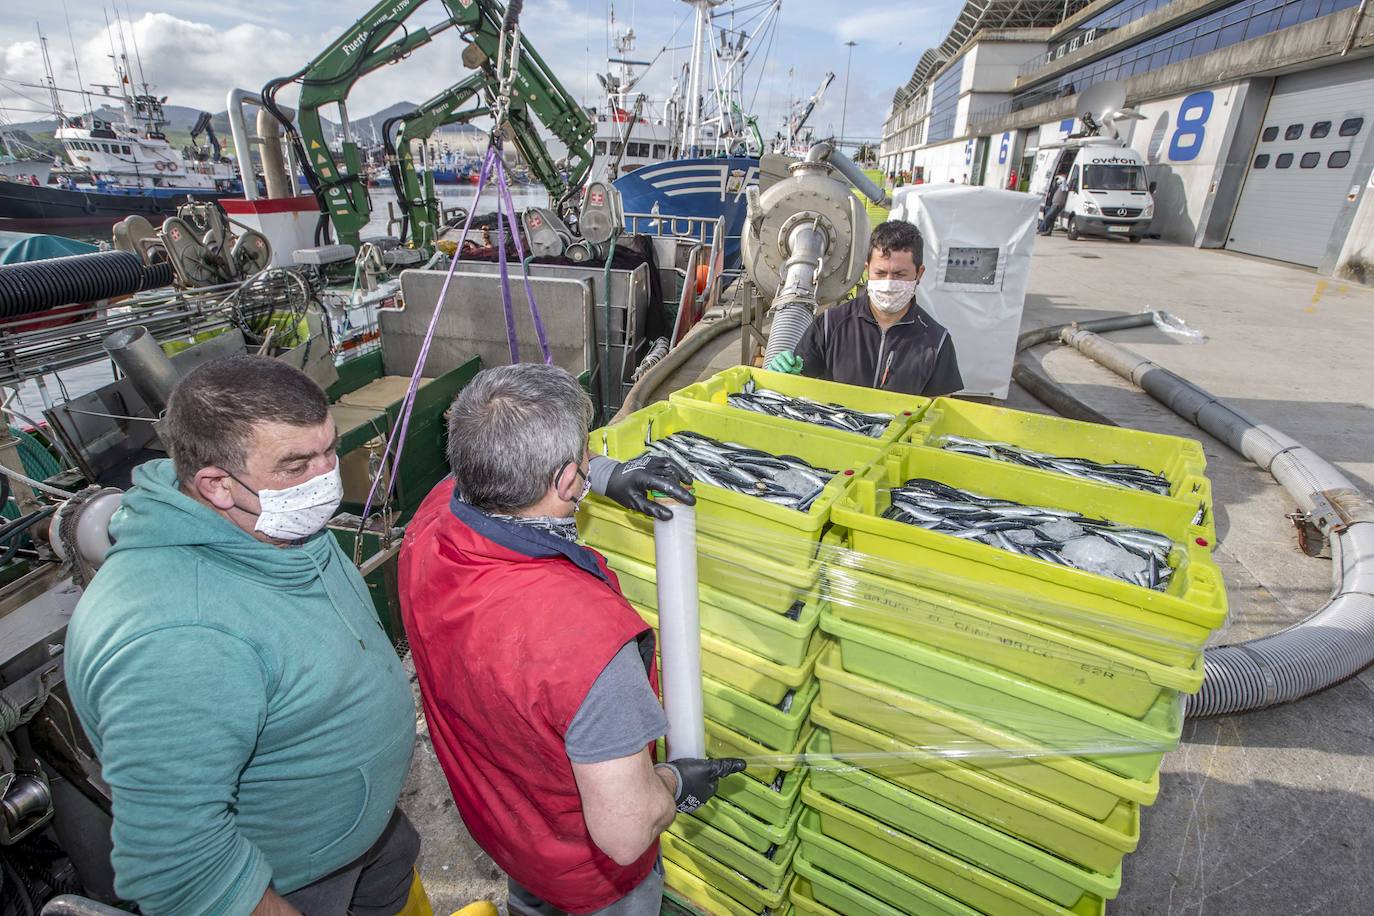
[401, 234, 1374, 915]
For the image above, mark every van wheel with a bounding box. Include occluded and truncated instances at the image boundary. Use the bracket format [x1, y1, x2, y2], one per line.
[1066, 217, 1080, 241]
[1128, 235, 1142, 243]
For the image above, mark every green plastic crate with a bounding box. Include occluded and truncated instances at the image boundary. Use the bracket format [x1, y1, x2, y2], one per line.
[691, 793, 805, 854]
[582, 507, 827, 615]
[802, 784, 1105, 916]
[793, 858, 907, 916]
[810, 705, 1139, 875]
[659, 720, 813, 788]
[906, 396, 1213, 539]
[796, 814, 980, 916]
[670, 810, 799, 889]
[662, 832, 794, 913]
[606, 548, 826, 667]
[663, 858, 790, 916]
[632, 602, 825, 706]
[669, 366, 928, 445]
[832, 444, 1227, 667]
[717, 763, 806, 826]
[822, 612, 1183, 781]
[788, 878, 844, 916]
[814, 645, 1159, 819]
[702, 676, 820, 753]
[825, 564, 1203, 717]
[806, 731, 1120, 908]
[584, 400, 886, 566]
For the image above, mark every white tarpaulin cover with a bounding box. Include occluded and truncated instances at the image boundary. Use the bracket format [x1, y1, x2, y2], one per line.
[889, 185, 1040, 399]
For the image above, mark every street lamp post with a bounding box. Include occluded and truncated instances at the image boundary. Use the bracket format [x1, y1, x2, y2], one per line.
[840, 40, 857, 145]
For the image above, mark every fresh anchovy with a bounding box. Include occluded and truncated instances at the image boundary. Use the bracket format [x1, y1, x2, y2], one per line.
[645, 430, 835, 512]
[882, 477, 1176, 591]
[939, 434, 1172, 496]
[727, 379, 894, 438]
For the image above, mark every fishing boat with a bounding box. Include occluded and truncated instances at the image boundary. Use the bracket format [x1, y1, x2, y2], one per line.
[0, 27, 240, 233]
[609, 0, 778, 269]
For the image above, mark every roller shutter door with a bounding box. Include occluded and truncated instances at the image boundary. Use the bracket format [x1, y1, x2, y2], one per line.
[1226, 58, 1374, 266]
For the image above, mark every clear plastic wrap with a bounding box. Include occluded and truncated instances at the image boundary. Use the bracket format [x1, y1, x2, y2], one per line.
[583, 508, 1208, 778]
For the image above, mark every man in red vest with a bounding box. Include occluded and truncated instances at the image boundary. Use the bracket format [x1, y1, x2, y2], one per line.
[400, 364, 745, 916]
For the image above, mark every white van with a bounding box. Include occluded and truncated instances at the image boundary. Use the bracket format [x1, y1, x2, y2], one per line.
[1029, 138, 1155, 242]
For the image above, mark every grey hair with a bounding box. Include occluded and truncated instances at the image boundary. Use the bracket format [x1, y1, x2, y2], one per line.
[163, 354, 330, 482]
[447, 363, 594, 513]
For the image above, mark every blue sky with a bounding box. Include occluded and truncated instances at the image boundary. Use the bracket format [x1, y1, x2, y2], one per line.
[0, 0, 967, 141]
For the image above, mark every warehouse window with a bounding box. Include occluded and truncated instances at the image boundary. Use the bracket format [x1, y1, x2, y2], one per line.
[1261, 126, 1279, 142]
[1299, 152, 1320, 168]
[1275, 153, 1294, 168]
[1329, 150, 1351, 168]
[1284, 124, 1303, 140]
[1340, 117, 1363, 137]
[1252, 154, 1270, 168]
[1310, 121, 1331, 139]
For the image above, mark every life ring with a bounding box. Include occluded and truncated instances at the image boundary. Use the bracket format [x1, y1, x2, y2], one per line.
[166, 162, 179, 172]
[155, 162, 166, 171]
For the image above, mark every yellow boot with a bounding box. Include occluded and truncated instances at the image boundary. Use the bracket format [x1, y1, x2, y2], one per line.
[396, 869, 434, 916]
[451, 903, 498, 916]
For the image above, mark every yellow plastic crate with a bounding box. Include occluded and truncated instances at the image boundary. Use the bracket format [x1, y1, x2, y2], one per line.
[824, 565, 1203, 718]
[715, 763, 806, 826]
[802, 785, 1104, 916]
[906, 397, 1213, 540]
[663, 858, 791, 916]
[584, 400, 886, 566]
[810, 707, 1140, 875]
[832, 444, 1227, 667]
[793, 856, 915, 916]
[822, 612, 1183, 782]
[702, 676, 819, 753]
[669, 366, 928, 445]
[606, 548, 826, 668]
[632, 603, 825, 706]
[710, 719, 814, 787]
[662, 833, 794, 914]
[814, 646, 1158, 820]
[789, 878, 846, 916]
[806, 731, 1120, 909]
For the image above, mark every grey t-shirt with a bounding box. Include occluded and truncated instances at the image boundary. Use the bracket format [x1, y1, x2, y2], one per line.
[565, 635, 668, 764]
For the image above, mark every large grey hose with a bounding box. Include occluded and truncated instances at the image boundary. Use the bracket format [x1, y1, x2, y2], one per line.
[804, 142, 890, 207]
[1057, 328, 1374, 717]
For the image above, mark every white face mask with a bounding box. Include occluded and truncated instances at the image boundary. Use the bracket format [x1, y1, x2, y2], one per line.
[868, 278, 919, 314]
[236, 464, 344, 541]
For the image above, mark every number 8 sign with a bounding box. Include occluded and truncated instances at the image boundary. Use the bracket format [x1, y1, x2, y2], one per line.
[1168, 90, 1214, 162]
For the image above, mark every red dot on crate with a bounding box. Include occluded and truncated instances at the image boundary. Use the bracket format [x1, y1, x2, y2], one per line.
[844, 469, 854, 476]
[1195, 537, 1209, 547]
[902, 411, 912, 416]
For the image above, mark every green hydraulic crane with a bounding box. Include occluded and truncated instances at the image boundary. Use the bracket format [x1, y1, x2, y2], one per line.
[263, 0, 596, 251]
[383, 75, 490, 251]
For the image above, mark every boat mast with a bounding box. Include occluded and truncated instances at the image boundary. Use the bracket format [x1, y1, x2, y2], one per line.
[35, 26, 65, 121]
[680, 0, 718, 156]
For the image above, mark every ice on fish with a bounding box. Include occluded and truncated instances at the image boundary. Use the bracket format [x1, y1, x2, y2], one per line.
[1060, 535, 1150, 581]
[1037, 518, 1085, 541]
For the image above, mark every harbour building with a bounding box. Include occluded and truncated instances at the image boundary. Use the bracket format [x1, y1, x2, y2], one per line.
[880, 0, 1374, 280]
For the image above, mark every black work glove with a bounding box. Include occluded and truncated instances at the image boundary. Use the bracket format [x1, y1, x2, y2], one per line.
[657, 757, 747, 813]
[605, 455, 695, 521]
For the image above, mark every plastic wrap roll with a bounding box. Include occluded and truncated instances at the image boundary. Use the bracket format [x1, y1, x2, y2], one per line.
[0, 251, 171, 317]
[654, 499, 706, 760]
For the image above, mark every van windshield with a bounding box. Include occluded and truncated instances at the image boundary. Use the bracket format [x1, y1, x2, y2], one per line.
[1084, 164, 1148, 191]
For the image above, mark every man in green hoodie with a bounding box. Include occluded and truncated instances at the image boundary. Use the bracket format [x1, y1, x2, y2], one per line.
[65, 356, 421, 916]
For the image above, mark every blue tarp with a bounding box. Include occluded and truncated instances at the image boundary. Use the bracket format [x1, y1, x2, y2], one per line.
[0, 231, 99, 265]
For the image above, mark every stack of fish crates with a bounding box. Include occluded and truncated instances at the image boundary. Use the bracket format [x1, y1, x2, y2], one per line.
[579, 393, 896, 915]
[791, 397, 1227, 915]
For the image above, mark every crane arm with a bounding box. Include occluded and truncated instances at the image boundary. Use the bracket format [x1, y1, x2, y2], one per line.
[267, 0, 594, 251]
[790, 71, 835, 138]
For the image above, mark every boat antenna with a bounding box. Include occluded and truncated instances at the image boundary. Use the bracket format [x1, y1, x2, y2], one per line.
[62, 1, 91, 119]
[102, 8, 121, 104]
[35, 24, 65, 120]
[121, 0, 151, 98]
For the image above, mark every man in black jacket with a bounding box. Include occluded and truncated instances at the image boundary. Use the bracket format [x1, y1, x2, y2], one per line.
[766, 220, 963, 397]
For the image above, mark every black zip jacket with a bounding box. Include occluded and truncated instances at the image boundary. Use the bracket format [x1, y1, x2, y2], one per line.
[793, 293, 963, 396]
